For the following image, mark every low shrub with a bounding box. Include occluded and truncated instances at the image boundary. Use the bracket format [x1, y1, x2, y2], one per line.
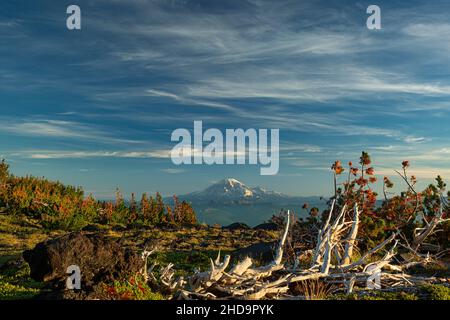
[103, 275, 164, 300]
[421, 284, 450, 300]
[0, 160, 197, 230]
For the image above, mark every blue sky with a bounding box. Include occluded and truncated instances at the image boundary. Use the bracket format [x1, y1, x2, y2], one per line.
[1, 0, 450, 198]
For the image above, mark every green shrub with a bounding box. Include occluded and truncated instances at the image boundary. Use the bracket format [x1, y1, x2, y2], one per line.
[331, 291, 418, 300]
[408, 263, 450, 277]
[0, 160, 198, 230]
[41, 213, 89, 231]
[421, 284, 450, 300]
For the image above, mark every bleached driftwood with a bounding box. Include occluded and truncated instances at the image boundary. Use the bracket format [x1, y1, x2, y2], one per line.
[163, 211, 293, 299]
[342, 204, 359, 265]
[412, 195, 449, 251]
[141, 198, 447, 300]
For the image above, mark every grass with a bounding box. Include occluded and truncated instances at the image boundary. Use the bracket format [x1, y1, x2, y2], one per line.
[330, 290, 418, 300]
[331, 284, 450, 300]
[0, 214, 62, 257]
[353, 291, 419, 300]
[0, 259, 44, 300]
[291, 279, 335, 300]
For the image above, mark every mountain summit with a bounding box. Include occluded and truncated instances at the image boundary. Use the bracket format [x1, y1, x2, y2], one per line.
[183, 178, 288, 203]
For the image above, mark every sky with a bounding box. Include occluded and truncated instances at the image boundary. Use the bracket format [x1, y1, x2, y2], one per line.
[1, 0, 450, 198]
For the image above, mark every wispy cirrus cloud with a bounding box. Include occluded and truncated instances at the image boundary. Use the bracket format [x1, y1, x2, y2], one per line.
[12, 150, 170, 160]
[2, 0, 450, 196]
[403, 23, 450, 38]
[161, 168, 186, 174]
[145, 89, 237, 111]
[376, 167, 450, 179]
[0, 118, 142, 145]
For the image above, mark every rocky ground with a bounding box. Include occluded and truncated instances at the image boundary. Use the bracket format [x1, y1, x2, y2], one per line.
[1, 214, 449, 300]
[0, 214, 281, 300]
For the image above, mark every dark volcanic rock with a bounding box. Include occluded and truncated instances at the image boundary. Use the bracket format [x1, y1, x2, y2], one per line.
[111, 225, 127, 232]
[222, 222, 250, 231]
[23, 232, 143, 287]
[233, 241, 277, 264]
[81, 224, 104, 232]
[253, 222, 279, 231]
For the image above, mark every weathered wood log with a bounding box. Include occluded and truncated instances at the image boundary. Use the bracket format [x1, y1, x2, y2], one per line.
[412, 195, 448, 251]
[342, 204, 359, 265]
[340, 232, 397, 272]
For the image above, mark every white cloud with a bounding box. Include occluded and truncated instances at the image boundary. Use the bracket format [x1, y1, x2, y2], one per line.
[145, 89, 237, 111]
[376, 167, 450, 179]
[280, 144, 322, 153]
[0, 118, 141, 144]
[403, 23, 450, 38]
[161, 168, 186, 174]
[403, 136, 428, 144]
[16, 150, 170, 159]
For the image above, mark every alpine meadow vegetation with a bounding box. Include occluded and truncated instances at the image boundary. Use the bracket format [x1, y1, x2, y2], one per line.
[0, 159, 197, 230]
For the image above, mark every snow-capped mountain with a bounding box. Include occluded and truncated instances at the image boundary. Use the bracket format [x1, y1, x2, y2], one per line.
[181, 178, 291, 203]
[170, 178, 325, 226]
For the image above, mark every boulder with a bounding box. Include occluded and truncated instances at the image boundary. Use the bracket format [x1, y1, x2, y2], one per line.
[222, 222, 250, 231]
[233, 241, 277, 264]
[253, 222, 279, 231]
[81, 224, 105, 232]
[23, 232, 143, 287]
